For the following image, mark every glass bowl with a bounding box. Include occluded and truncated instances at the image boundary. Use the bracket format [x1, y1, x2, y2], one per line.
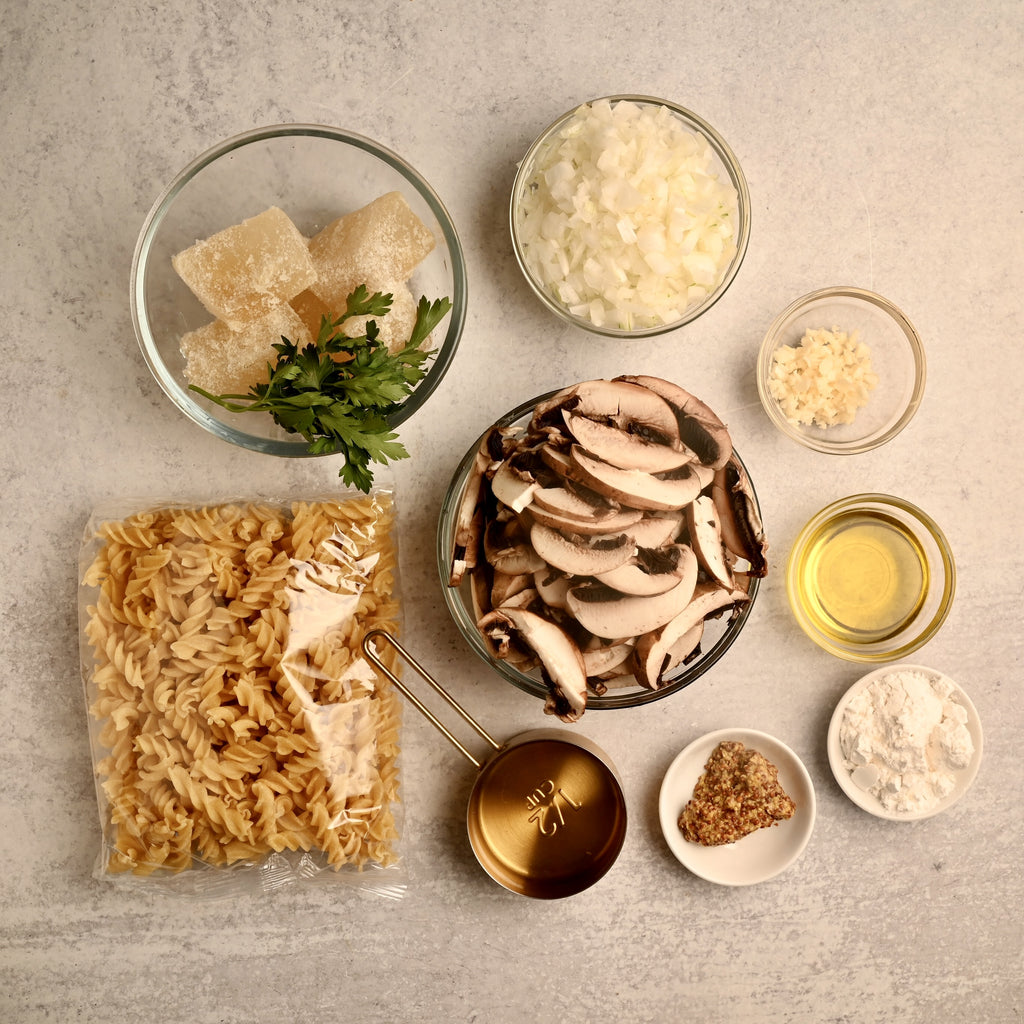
[435, 389, 762, 711]
[131, 124, 467, 455]
[756, 287, 925, 454]
[509, 95, 750, 338]
[786, 494, 955, 662]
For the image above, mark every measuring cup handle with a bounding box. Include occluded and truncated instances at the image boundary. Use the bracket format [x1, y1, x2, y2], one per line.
[361, 630, 502, 770]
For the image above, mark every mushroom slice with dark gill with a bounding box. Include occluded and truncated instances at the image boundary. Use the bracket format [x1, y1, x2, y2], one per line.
[449, 448, 488, 586]
[533, 568, 572, 610]
[532, 378, 682, 444]
[566, 548, 699, 640]
[565, 378, 682, 442]
[484, 515, 547, 576]
[632, 581, 748, 689]
[529, 523, 636, 577]
[528, 502, 643, 537]
[489, 458, 538, 513]
[627, 510, 685, 550]
[531, 478, 620, 520]
[595, 543, 694, 596]
[563, 411, 693, 474]
[616, 375, 733, 471]
[686, 494, 734, 587]
[711, 456, 768, 578]
[582, 637, 637, 679]
[448, 424, 525, 586]
[477, 607, 588, 722]
[569, 446, 705, 511]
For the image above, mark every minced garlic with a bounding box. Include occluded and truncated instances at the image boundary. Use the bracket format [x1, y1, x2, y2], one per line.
[768, 326, 879, 428]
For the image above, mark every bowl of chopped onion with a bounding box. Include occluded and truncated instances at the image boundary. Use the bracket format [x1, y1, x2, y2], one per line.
[131, 124, 467, 490]
[509, 95, 750, 338]
[756, 286, 926, 455]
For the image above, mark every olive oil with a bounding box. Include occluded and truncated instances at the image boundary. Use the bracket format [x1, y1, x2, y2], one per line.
[794, 509, 929, 645]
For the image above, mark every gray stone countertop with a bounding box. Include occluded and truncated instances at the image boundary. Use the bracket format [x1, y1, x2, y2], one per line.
[2, 1, 1022, 1021]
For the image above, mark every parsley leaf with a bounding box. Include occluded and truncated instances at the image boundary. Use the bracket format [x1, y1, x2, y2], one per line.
[189, 287, 452, 493]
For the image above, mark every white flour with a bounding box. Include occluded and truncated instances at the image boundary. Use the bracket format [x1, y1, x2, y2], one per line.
[839, 668, 974, 814]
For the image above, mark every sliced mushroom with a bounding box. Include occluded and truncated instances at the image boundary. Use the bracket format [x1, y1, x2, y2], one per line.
[475, 604, 538, 671]
[563, 411, 693, 474]
[686, 494, 734, 587]
[628, 511, 684, 550]
[712, 456, 768, 577]
[498, 586, 539, 610]
[595, 543, 694, 596]
[448, 449, 488, 586]
[566, 551, 698, 639]
[532, 377, 682, 441]
[632, 581, 747, 688]
[530, 523, 636, 577]
[450, 501, 484, 588]
[528, 501, 643, 537]
[569, 445, 704, 511]
[582, 637, 637, 678]
[477, 607, 588, 722]
[531, 480, 619, 519]
[528, 382, 582, 433]
[662, 621, 705, 674]
[490, 459, 538, 513]
[484, 516, 547, 576]
[617, 375, 733, 470]
[533, 568, 573, 610]
[470, 561, 493, 622]
[490, 570, 534, 608]
[593, 672, 642, 689]
[568, 378, 682, 443]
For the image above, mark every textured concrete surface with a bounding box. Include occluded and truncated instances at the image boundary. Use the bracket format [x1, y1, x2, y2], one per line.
[2, 1, 1022, 1021]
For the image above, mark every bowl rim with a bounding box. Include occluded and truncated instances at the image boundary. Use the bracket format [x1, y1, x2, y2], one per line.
[785, 492, 956, 662]
[130, 122, 468, 456]
[509, 94, 751, 339]
[756, 285, 926, 455]
[658, 727, 816, 885]
[826, 663, 983, 821]
[435, 386, 762, 710]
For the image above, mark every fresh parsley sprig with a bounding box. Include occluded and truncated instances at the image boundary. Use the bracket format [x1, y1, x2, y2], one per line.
[190, 286, 452, 493]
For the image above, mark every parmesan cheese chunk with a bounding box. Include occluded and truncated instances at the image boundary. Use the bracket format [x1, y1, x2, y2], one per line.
[181, 303, 312, 396]
[172, 207, 317, 331]
[308, 191, 435, 309]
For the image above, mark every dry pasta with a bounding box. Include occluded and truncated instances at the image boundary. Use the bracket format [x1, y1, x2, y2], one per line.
[80, 494, 403, 880]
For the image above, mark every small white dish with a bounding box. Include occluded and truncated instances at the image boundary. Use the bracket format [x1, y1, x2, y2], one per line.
[658, 728, 816, 886]
[827, 664, 983, 821]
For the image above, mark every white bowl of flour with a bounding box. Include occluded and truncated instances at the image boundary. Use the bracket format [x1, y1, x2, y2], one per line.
[827, 664, 982, 821]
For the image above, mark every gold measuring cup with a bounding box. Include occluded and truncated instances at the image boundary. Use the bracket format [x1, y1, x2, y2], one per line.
[362, 630, 628, 900]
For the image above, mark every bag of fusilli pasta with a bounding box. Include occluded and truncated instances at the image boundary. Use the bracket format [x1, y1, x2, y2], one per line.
[77, 490, 407, 899]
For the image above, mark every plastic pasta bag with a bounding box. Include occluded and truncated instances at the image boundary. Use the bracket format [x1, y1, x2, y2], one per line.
[77, 490, 407, 899]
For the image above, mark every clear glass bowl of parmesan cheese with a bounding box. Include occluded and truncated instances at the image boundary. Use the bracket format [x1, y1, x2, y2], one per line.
[510, 95, 751, 338]
[131, 124, 467, 457]
[756, 286, 926, 455]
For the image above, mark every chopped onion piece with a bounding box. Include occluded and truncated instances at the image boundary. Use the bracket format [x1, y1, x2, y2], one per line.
[517, 100, 739, 329]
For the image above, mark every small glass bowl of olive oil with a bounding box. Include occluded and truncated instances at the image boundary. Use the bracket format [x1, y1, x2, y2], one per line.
[786, 494, 955, 661]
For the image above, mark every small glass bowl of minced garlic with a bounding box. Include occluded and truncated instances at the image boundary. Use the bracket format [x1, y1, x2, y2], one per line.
[756, 286, 926, 455]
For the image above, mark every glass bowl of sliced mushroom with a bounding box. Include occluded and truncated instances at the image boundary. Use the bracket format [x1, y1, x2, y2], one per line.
[436, 376, 768, 720]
